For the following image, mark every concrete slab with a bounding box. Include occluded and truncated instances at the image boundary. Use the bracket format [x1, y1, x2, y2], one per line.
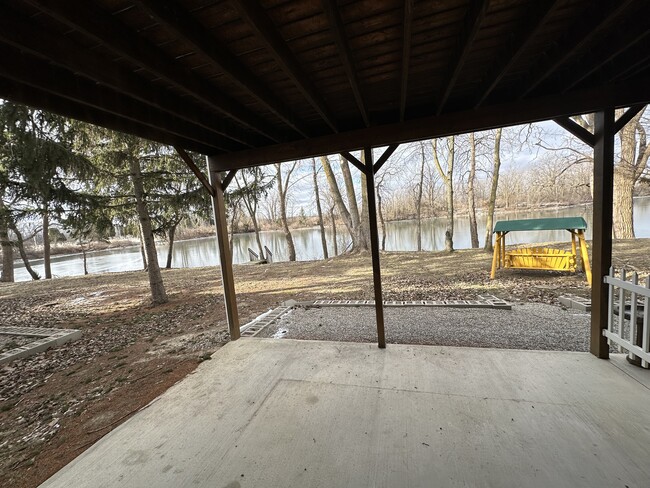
[40, 339, 650, 488]
[0, 326, 81, 365]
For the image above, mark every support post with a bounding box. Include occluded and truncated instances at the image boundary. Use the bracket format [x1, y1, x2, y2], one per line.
[207, 156, 240, 340]
[490, 232, 500, 279]
[364, 147, 386, 348]
[591, 108, 615, 358]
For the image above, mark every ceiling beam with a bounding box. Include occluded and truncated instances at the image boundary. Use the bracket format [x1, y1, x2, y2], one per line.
[399, 0, 414, 122]
[0, 78, 215, 154]
[320, 0, 370, 127]
[518, 0, 635, 99]
[136, 0, 308, 138]
[436, 0, 489, 115]
[553, 117, 596, 147]
[0, 8, 259, 148]
[27, 0, 286, 143]
[474, 0, 557, 109]
[210, 76, 650, 170]
[0, 44, 238, 152]
[561, 16, 650, 93]
[228, 0, 338, 133]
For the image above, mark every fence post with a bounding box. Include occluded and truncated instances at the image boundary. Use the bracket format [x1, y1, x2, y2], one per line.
[643, 276, 650, 368]
[629, 272, 638, 361]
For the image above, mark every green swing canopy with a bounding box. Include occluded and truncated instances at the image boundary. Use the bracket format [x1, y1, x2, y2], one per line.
[493, 217, 588, 233]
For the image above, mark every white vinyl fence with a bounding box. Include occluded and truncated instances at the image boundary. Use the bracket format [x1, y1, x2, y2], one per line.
[604, 267, 650, 368]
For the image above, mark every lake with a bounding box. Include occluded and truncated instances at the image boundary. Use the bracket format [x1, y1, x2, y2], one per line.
[10, 196, 650, 282]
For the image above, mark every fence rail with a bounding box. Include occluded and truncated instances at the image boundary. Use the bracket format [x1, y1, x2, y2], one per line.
[604, 267, 650, 368]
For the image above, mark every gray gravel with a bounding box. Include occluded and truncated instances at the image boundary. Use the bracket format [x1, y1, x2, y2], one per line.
[258, 303, 592, 351]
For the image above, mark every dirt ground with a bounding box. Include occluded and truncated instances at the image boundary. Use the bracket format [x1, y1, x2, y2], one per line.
[0, 238, 648, 487]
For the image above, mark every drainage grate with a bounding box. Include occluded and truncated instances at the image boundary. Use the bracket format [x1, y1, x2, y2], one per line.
[313, 296, 511, 310]
[240, 306, 293, 337]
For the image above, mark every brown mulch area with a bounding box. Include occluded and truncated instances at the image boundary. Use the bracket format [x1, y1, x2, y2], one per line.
[1, 238, 648, 487]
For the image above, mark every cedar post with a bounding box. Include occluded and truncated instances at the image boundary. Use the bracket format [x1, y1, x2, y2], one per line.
[207, 156, 240, 340]
[364, 147, 386, 348]
[590, 108, 615, 358]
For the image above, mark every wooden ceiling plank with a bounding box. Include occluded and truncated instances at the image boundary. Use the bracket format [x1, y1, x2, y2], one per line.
[0, 7, 260, 148]
[136, 0, 309, 138]
[27, 0, 286, 143]
[474, 0, 558, 109]
[0, 78, 215, 154]
[320, 0, 370, 127]
[228, 0, 339, 133]
[399, 0, 414, 121]
[0, 43, 237, 151]
[436, 0, 490, 115]
[210, 75, 650, 169]
[518, 0, 636, 99]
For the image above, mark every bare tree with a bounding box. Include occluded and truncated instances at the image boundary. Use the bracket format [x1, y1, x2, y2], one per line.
[484, 128, 503, 251]
[433, 136, 455, 252]
[415, 142, 426, 251]
[275, 161, 297, 261]
[312, 158, 328, 259]
[467, 133, 479, 248]
[235, 168, 267, 260]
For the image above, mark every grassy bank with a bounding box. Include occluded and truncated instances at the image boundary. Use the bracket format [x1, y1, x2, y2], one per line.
[0, 238, 648, 487]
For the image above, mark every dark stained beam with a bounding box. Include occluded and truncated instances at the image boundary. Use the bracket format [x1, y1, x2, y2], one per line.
[374, 144, 399, 172]
[210, 76, 650, 170]
[320, 0, 370, 127]
[229, 0, 338, 133]
[614, 104, 646, 134]
[175, 147, 215, 198]
[207, 157, 240, 341]
[0, 7, 259, 148]
[0, 44, 236, 151]
[0, 78, 215, 154]
[436, 0, 489, 115]
[363, 147, 386, 349]
[28, 0, 285, 143]
[474, 1, 557, 109]
[519, 0, 635, 99]
[399, 0, 414, 121]
[136, 0, 308, 138]
[553, 117, 595, 147]
[340, 151, 366, 174]
[221, 170, 238, 191]
[590, 108, 615, 358]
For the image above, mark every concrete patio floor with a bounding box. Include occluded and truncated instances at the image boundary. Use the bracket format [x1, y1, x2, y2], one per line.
[40, 338, 650, 488]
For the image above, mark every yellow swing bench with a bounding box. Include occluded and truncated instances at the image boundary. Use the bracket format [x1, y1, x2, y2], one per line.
[489, 217, 592, 286]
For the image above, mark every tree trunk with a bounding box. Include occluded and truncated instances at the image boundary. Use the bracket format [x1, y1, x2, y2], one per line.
[484, 128, 503, 251]
[377, 187, 387, 251]
[129, 157, 168, 304]
[329, 205, 338, 256]
[340, 155, 368, 250]
[276, 163, 296, 261]
[416, 144, 425, 251]
[613, 170, 635, 239]
[139, 226, 148, 270]
[165, 224, 177, 269]
[42, 208, 52, 279]
[0, 220, 14, 283]
[8, 221, 39, 280]
[82, 247, 88, 275]
[228, 204, 238, 260]
[432, 136, 455, 252]
[467, 133, 479, 248]
[312, 159, 328, 259]
[321, 156, 357, 249]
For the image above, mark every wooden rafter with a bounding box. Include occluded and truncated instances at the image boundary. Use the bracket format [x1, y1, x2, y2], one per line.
[436, 0, 489, 115]
[553, 117, 596, 147]
[136, 0, 308, 138]
[320, 0, 370, 127]
[614, 104, 646, 134]
[374, 144, 399, 172]
[174, 147, 215, 198]
[229, 0, 338, 133]
[221, 170, 238, 191]
[210, 75, 650, 170]
[0, 8, 258, 148]
[519, 0, 635, 99]
[399, 0, 414, 121]
[474, 0, 557, 109]
[27, 0, 285, 143]
[0, 78, 214, 154]
[0, 44, 239, 152]
[340, 151, 366, 174]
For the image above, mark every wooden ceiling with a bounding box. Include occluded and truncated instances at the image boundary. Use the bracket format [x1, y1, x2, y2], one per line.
[1, 0, 649, 168]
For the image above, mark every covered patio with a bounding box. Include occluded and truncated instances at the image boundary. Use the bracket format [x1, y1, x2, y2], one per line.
[2, 1, 650, 486]
[40, 338, 650, 487]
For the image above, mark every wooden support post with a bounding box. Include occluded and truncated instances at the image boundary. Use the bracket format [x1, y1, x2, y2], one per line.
[364, 147, 386, 349]
[591, 108, 615, 358]
[207, 156, 240, 341]
[490, 232, 500, 279]
[570, 231, 578, 268]
[500, 233, 506, 268]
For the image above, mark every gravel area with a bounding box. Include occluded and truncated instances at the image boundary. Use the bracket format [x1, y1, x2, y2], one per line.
[258, 304, 592, 351]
